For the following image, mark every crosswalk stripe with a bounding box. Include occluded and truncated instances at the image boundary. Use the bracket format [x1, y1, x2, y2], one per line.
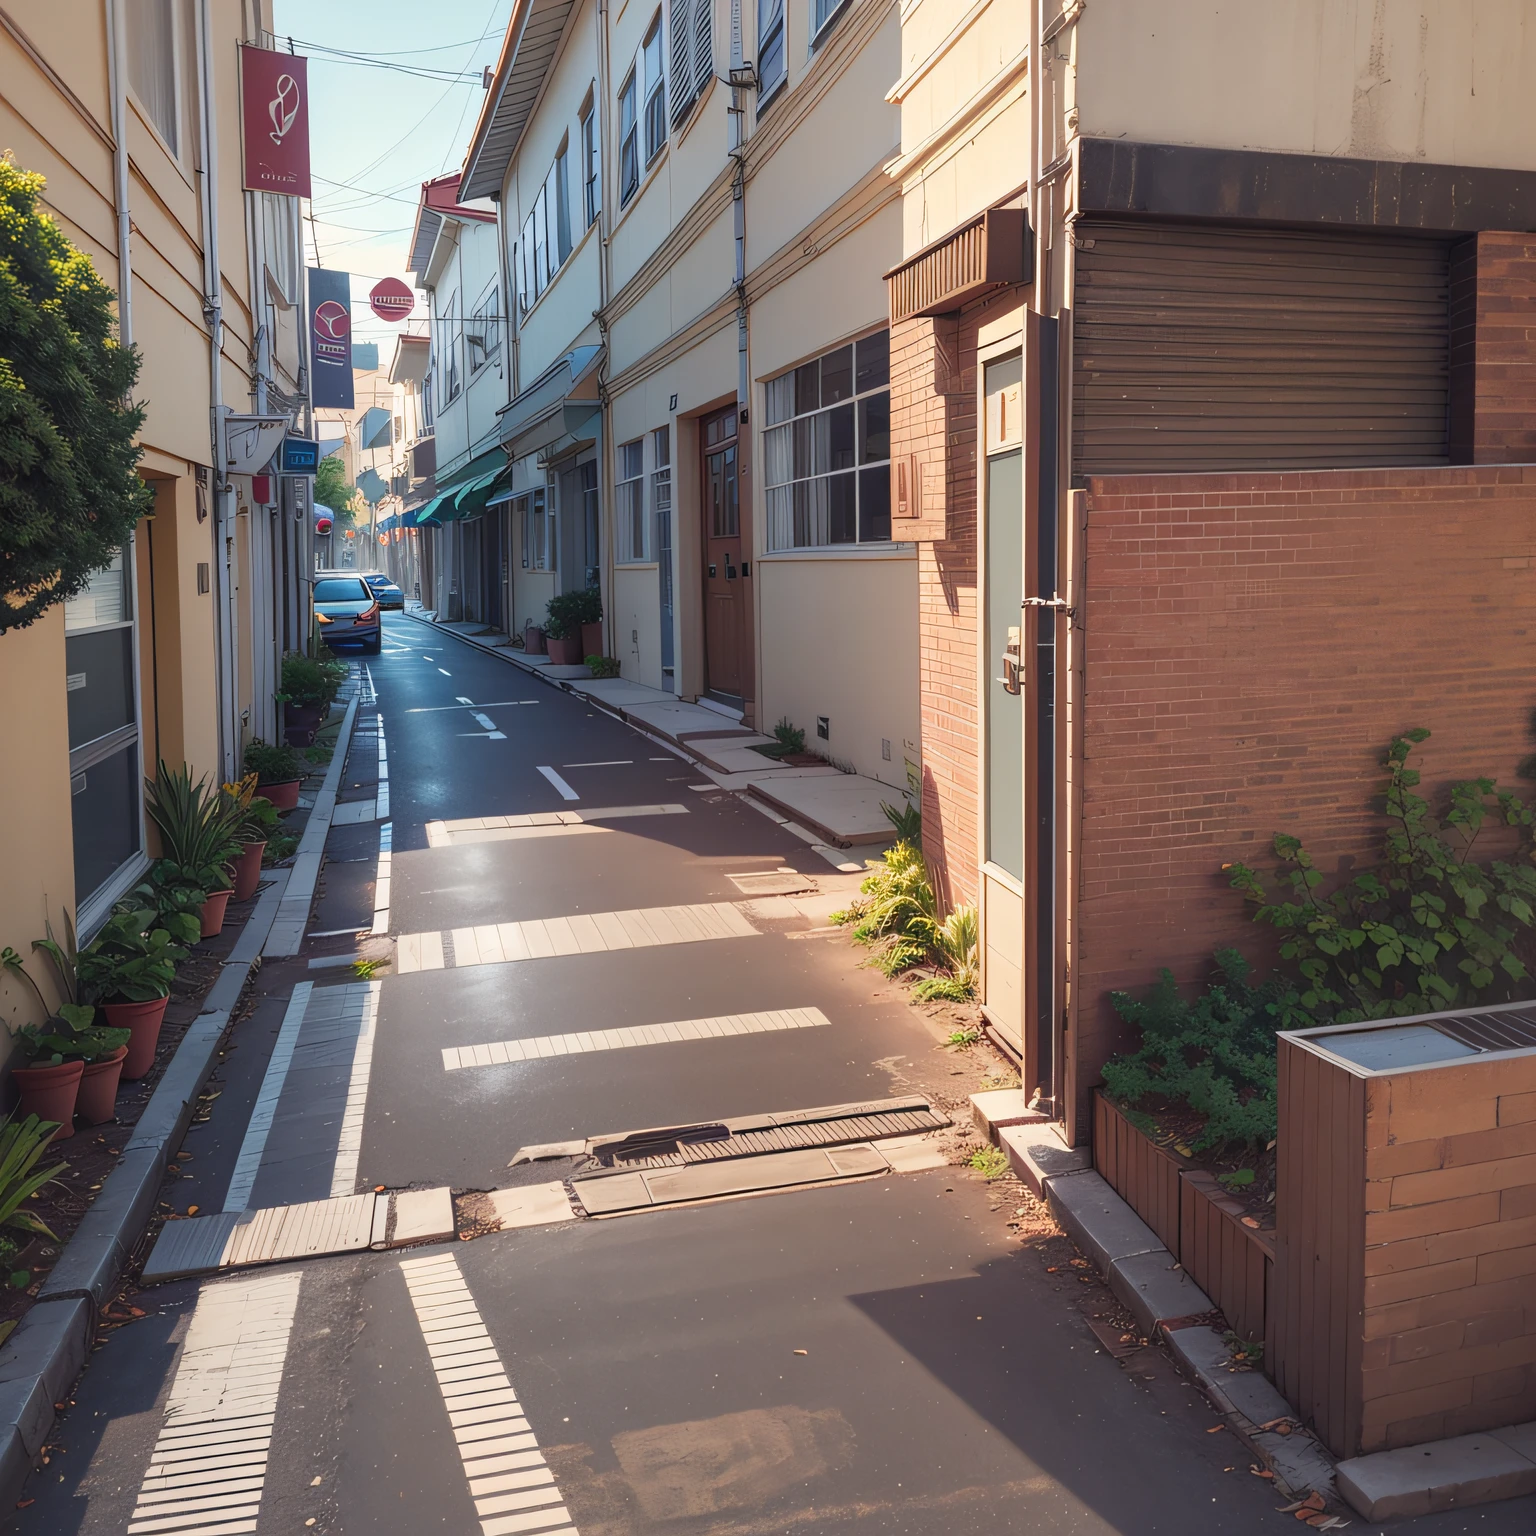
[396, 901, 759, 976]
[401, 1254, 581, 1536]
[127, 1273, 301, 1536]
[441, 1006, 830, 1071]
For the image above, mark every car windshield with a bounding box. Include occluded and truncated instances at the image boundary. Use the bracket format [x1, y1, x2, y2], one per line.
[314, 578, 370, 603]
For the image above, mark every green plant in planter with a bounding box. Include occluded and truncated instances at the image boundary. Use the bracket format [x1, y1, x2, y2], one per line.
[77, 906, 182, 1004]
[2, 930, 129, 1064]
[586, 655, 620, 679]
[243, 738, 305, 785]
[132, 860, 223, 939]
[220, 773, 279, 843]
[544, 588, 602, 641]
[278, 652, 347, 709]
[773, 717, 806, 755]
[146, 762, 243, 870]
[0, 1115, 68, 1247]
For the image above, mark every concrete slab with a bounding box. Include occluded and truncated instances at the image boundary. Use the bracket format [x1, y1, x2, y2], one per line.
[998, 1121, 1092, 1197]
[1337, 1432, 1536, 1520]
[1108, 1250, 1214, 1333]
[877, 1134, 950, 1172]
[567, 677, 671, 706]
[1493, 1421, 1536, 1463]
[622, 700, 756, 745]
[690, 738, 791, 774]
[1047, 1170, 1164, 1270]
[390, 1186, 456, 1245]
[487, 1182, 576, 1229]
[970, 1089, 1048, 1142]
[746, 774, 907, 847]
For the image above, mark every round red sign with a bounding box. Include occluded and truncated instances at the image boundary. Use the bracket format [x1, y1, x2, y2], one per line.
[369, 277, 415, 322]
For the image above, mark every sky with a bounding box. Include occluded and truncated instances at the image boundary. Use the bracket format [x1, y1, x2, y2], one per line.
[270, 0, 512, 359]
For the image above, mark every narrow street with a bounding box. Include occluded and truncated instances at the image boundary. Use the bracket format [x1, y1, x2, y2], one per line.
[3, 618, 1312, 1536]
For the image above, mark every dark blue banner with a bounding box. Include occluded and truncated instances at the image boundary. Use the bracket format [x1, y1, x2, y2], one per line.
[307, 268, 353, 409]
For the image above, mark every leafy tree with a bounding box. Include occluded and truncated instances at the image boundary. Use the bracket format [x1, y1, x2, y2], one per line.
[313, 453, 349, 518]
[0, 155, 152, 632]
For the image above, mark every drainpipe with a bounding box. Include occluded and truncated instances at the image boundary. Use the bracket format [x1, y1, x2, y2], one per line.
[594, 0, 614, 654]
[196, 0, 238, 780]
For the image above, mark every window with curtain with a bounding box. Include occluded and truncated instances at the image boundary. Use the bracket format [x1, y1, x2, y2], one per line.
[619, 70, 640, 205]
[616, 440, 647, 563]
[763, 330, 891, 551]
[580, 97, 600, 227]
[128, 0, 179, 154]
[757, 0, 785, 102]
[643, 14, 667, 163]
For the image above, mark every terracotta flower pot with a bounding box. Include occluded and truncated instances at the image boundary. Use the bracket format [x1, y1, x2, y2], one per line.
[546, 634, 583, 665]
[524, 624, 546, 655]
[232, 840, 267, 901]
[580, 620, 603, 659]
[76, 1046, 128, 1125]
[261, 778, 301, 812]
[199, 889, 232, 938]
[285, 700, 327, 732]
[13, 1058, 83, 1140]
[106, 995, 170, 1081]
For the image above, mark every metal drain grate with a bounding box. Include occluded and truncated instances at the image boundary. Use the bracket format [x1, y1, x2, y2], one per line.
[585, 1096, 948, 1172]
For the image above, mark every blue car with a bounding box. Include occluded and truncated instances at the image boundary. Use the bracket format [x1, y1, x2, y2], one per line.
[362, 572, 405, 611]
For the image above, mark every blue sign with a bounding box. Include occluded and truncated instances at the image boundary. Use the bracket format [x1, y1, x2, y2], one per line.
[280, 436, 320, 475]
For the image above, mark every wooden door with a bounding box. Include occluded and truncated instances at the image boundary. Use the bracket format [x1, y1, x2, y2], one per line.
[700, 408, 742, 697]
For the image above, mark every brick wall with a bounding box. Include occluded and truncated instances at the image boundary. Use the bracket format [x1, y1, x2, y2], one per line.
[1074, 467, 1536, 1134]
[1470, 232, 1536, 464]
[891, 310, 981, 908]
[1357, 1054, 1536, 1451]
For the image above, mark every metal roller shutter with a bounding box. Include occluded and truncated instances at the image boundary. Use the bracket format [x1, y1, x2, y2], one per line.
[1072, 221, 1451, 476]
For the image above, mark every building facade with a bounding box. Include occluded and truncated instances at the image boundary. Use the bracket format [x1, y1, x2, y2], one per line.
[0, 2, 307, 1023]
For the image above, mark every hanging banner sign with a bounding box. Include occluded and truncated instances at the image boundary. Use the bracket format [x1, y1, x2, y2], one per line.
[369, 277, 415, 322]
[239, 46, 312, 198]
[307, 269, 354, 409]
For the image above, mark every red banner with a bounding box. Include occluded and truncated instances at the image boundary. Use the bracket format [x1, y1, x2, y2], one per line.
[240, 46, 311, 198]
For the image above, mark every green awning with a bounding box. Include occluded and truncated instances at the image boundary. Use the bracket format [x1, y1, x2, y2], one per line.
[415, 492, 450, 525]
[417, 451, 507, 524]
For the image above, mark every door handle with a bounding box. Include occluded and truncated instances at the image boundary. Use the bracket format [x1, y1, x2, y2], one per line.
[999, 626, 1022, 694]
[708, 563, 717, 577]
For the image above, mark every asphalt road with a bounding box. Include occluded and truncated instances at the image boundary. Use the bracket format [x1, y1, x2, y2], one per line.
[11, 614, 1535, 1536]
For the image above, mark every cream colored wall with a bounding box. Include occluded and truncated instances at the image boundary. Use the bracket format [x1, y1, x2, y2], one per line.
[0, 613, 77, 1035]
[1076, 0, 1536, 170]
[610, 564, 663, 688]
[756, 552, 918, 791]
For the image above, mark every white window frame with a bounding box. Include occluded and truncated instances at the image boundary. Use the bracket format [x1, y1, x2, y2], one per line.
[520, 486, 554, 571]
[440, 291, 461, 406]
[580, 94, 600, 228]
[757, 0, 785, 103]
[616, 439, 647, 563]
[618, 68, 640, 206]
[642, 12, 667, 165]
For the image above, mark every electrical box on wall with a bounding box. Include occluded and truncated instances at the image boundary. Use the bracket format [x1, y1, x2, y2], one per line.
[816, 716, 830, 740]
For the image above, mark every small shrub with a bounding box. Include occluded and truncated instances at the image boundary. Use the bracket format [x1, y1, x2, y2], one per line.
[773, 717, 806, 755]
[881, 798, 921, 844]
[944, 1025, 981, 1047]
[544, 588, 601, 640]
[915, 976, 975, 1003]
[968, 1146, 1010, 1180]
[243, 738, 305, 784]
[586, 655, 620, 678]
[278, 651, 346, 708]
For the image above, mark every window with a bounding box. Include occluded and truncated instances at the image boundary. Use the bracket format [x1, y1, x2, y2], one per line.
[643, 14, 667, 163]
[619, 69, 639, 205]
[580, 96, 600, 227]
[553, 143, 572, 266]
[616, 440, 647, 563]
[812, 0, 846, 43]
[520, 487, 553, 570]
[757, 0, 785, 101]
[669, 0, 713, 124]
[763, 330, 891, 550]
[652, 426, 673, 592]
[469, 288, 500, 369]
[128, 0, 179, 154]
[440, 291, 460, 405]
[517, 144, 574, 315]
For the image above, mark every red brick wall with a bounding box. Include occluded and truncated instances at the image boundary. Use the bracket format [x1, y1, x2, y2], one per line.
[1073, 467, 1536, 1132]
[1358, 1054, 1536, 1452]
[1471, 232, 1536, 464]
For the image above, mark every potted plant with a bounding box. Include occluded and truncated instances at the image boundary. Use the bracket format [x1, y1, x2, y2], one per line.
[244, 738, 305, 812]
[77, 904, 187, 1084]
[221, 773, 279, 900]
[2, 921, 128, 1139]
[545, 589, 602, 666]
[278, 652, 346, 744]
[0, 1114, 68, 1273]
[576, 589, 604, 662]
[524, 622, 546, 656]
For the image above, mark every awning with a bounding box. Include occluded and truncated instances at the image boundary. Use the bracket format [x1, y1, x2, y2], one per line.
[415, 449, 506, 524]
[498, 346, 604, 461]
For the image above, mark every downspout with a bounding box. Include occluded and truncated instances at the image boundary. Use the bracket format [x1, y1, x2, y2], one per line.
[728, 0, 752, 721]
[196, 0, 238, 780]
[595, 0, 614, 657]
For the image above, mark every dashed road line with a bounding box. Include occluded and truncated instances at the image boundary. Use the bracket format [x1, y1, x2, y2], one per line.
[562, 760, 632, 767]
[438, 667, 453, 676]
[536, 766, 579, 801]
[372, 821, 393, 935]
[377, 717, 390, 819]
[442, 1006, 831, 1070]
[223, 984, 313, 1212]
[401, 1253, 578, 1536]
[394, 901, 758, 975]
[328, 981, 382, 1197]
[404, 701, 539, 713]
[126, 1271, 301, 1536]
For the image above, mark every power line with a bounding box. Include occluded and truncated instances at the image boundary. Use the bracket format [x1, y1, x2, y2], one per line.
[286, 34, 490, 57]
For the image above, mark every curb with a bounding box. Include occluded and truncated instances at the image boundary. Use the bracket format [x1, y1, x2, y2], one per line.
[0, 673, 363, 1507]
[998, 1120, 1337, 1503]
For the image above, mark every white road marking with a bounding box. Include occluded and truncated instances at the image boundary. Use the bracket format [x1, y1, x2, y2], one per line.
[400, 1254, 577, 1536]
[438, 667, 452, 676]
[394, 901, 758, 975]
[223, 984, 313, 1212]
[126, 1271, 301, 1535]
[376, 717, 390, 819]
[424, 804, 686, 847]
[536, 766, 579, 800]
[472, 713, 497, 730]
[562, 760, 631, 768]
[328, 981, 382, 1197]
[456, 696, 474, 705]
[372, 821, 393, 935]
[442, 1006, 830, 1070]
[405, 701, 539, 713]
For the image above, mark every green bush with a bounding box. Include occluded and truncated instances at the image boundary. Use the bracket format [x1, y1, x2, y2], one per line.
[279, 652, 346, 708]
[586, 655, 620, 678]
[1103, 951, 1305, 1150]
[544, 588, 601, 641]
[77, 906, 184, 1003]
[146, 762, 242, 870]
[243, 739, 305, 784]
[773, 717, 806, 754]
